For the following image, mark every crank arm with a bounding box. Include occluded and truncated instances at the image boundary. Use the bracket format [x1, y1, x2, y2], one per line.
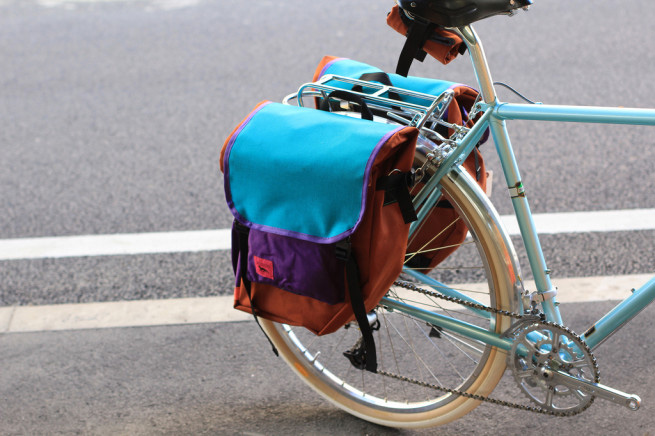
[539, 367, 641, 411]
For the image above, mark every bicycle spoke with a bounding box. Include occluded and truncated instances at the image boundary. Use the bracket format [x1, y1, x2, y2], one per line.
[414, 319, 468, 381]
[405, 240, 475, 257]
[263, 170, 516, 425]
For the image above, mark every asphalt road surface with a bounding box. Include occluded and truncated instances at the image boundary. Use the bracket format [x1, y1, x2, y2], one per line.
[1, 0, 655, 434]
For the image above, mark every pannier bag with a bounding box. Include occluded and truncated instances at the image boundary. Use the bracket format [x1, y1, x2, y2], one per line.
[221, 100, 419, 371]
[313, 56, 488, 272]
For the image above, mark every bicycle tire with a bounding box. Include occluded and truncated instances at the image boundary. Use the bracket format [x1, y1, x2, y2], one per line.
[260, 166, 521, 428]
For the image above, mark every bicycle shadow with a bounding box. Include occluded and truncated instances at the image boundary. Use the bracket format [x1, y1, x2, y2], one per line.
[223, 400, 429, 436]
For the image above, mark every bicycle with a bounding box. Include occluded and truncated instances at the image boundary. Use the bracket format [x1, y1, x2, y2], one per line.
[244, 0, 655, 428]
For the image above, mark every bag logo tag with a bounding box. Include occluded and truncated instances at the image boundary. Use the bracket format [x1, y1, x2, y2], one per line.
[254, 256, 275, 280]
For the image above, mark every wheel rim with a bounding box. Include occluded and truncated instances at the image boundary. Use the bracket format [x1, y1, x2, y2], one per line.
[260, 169, 519, 427]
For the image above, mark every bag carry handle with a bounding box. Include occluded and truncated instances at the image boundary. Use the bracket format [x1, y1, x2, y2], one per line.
[319, 89, 374, 121]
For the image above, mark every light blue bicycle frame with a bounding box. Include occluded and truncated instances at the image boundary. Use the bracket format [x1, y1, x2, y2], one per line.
[384, 25, 655, 353]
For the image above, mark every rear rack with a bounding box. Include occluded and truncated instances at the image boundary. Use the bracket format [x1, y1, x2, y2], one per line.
[282, 74, 469, 139]
[281, 73, 493, 230]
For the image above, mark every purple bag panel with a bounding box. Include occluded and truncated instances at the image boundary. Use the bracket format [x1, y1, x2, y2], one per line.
[236, 227, 346, 305]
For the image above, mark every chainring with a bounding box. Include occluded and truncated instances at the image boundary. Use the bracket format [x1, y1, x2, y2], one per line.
[507, 322, 600, 414]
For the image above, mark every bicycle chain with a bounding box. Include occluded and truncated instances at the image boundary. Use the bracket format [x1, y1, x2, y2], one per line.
[377, 279, 600, 417]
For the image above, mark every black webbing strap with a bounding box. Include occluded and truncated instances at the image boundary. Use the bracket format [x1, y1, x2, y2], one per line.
[336, 240, 377, 373]
[376, 171, 418, 224]
[396, 18, 435, 77]
[235, 222, 279, 357]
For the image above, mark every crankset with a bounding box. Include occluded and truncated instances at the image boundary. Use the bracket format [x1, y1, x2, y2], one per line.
[507, 322, 642, 413]
[370, 279, 643, 415]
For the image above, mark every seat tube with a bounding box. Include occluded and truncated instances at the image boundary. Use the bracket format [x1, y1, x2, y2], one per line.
[489, 119, 561, 322]
[457, 25, 497, 104]
[458, 25, 563, 324]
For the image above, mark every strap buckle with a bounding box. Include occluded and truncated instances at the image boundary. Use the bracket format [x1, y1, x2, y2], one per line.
[335, 239, 352, 261]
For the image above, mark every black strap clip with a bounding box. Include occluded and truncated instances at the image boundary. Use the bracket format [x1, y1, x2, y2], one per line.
[376, 171, 418, 224]
[335, 239, 352, 262]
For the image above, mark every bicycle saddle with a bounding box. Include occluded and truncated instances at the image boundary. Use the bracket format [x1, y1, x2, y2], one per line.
[397, 0, 532, 27]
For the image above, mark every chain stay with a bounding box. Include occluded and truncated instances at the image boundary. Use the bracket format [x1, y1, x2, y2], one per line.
[380, 279, 598, 416]
[391, 279, 526, 319]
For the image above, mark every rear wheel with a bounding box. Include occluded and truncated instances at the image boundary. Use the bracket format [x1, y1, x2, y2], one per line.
[260, 168, 520, 428]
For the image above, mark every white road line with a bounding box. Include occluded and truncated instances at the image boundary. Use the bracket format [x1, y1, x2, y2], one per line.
[1, 274, 652, 333]
[0, 209, 654, 261]
[0, 229, 232, 261]
[500, 208, 655, 236]
[34, 0, 202, 9]
[0, 296, 250, 333]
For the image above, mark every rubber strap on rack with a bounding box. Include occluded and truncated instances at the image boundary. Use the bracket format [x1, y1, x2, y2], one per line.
[353, 72, 402, 103]
[318, 89, 374, 121]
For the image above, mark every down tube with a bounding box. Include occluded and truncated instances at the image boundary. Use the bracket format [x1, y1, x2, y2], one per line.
[582, 276, 655, 349]
[488, 116, 563, 324]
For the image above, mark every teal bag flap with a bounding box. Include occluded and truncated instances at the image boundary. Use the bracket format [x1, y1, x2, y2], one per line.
[223, 101, 406, 243]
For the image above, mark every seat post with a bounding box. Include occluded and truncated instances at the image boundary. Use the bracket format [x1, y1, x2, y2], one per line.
[456, 25, 497, 104]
